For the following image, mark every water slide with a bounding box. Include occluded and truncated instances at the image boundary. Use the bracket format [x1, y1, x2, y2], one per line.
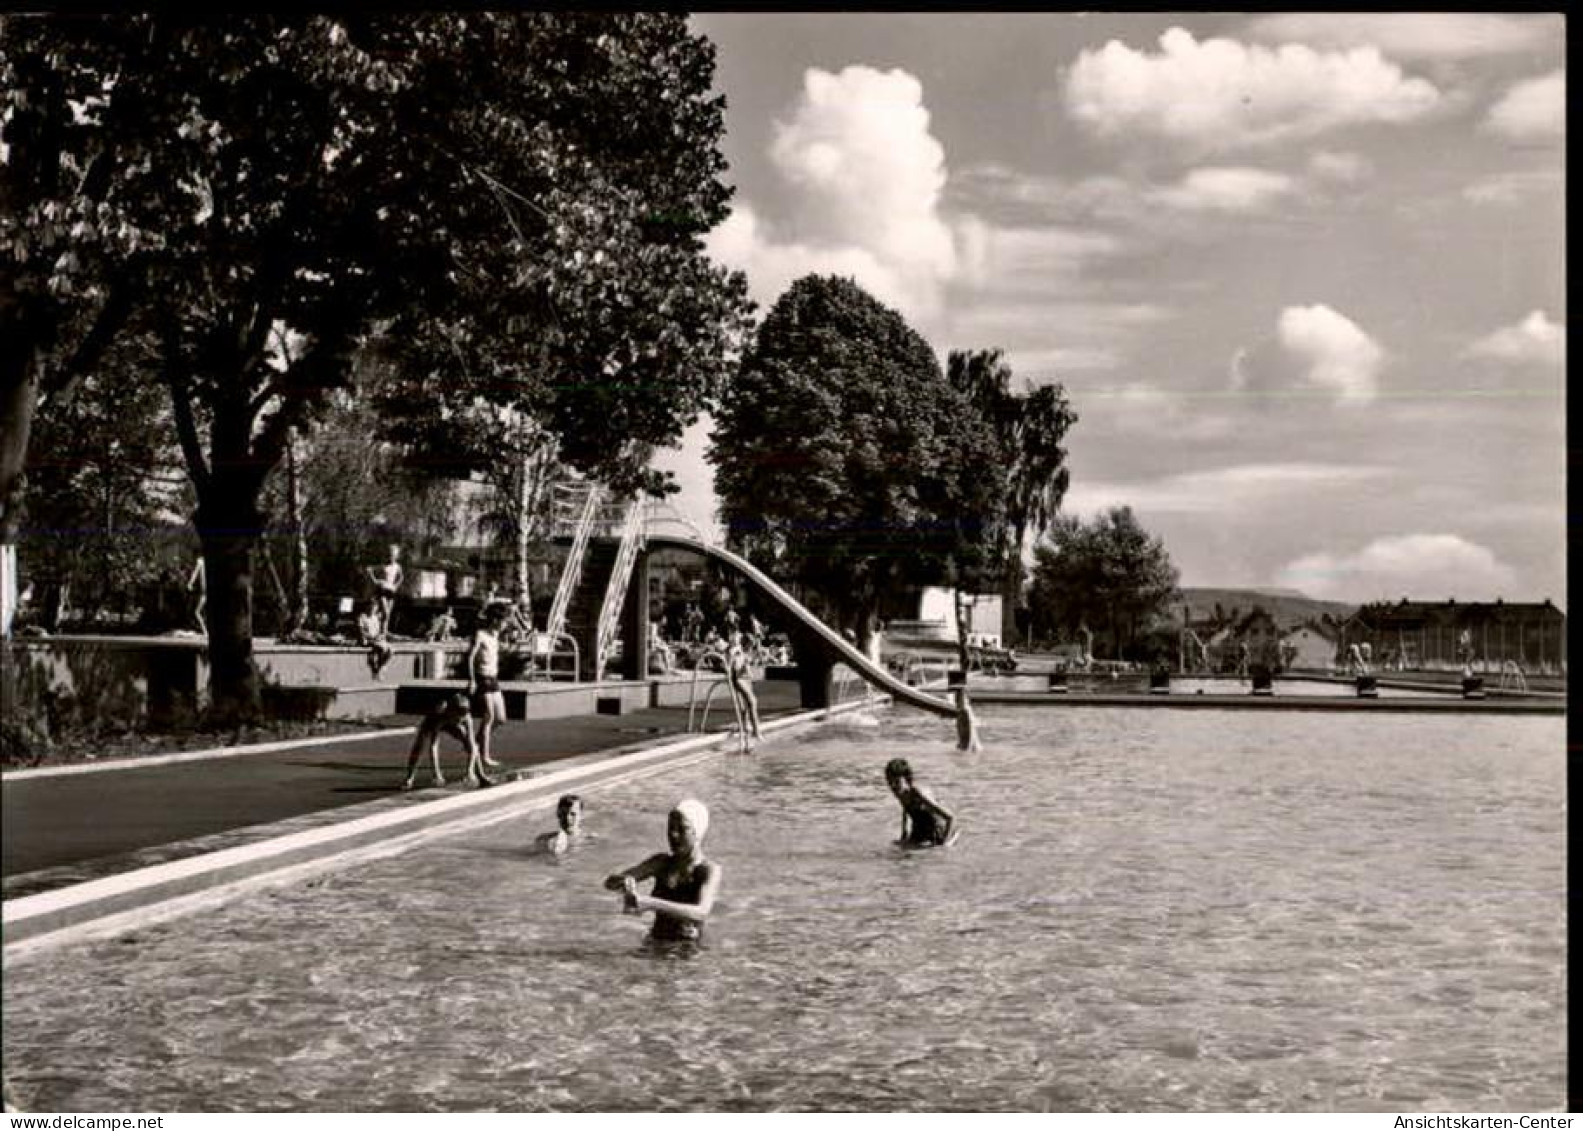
[645, 533, 958, 719]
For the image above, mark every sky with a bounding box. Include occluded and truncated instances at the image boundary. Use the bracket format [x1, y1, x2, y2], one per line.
[651, 12, 1566, 608]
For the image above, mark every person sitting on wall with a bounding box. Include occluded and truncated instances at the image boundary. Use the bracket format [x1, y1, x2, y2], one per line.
[357, 601, 395, 679]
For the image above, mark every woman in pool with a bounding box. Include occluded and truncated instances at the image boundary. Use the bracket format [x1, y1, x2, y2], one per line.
[604, 799, 722, 942]
[885, 758, 957, 847]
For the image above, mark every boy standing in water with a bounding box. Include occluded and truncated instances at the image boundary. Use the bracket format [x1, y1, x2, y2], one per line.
[468, 603, 509, 772]
[885, 758, 957, 847]
[954, 686, 982, 752]
[605, 800, 722, 942]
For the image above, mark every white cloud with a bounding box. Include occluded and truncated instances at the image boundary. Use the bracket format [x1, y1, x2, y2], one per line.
[707, 204, 917, 316]
[707, 65, 957, 322]
[1079, 382, 1235, 440]
[1483, 70, 1565, 142]
[1277, 304, 1385, 405]
[1307, 150, 1372, 184]
[1152, 167, 1299, 212]
[954, 218, 1124, 293]
[1064, 27, 1442, 152]
[1462, 169, 1563, 206]
[1243, 13, 1558, 61]
[1275, 534, 1519, 602]
[1465, 311, 1566, 367]
[1065, 462, 1389, 517]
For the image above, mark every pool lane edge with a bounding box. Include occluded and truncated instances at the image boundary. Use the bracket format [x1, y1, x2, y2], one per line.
[1, 698, 877, 957]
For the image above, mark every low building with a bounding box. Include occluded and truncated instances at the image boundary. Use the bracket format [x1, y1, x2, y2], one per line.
[1280, 623, 1339, 671]
[1341, 598, 1566, 675]
[887, 587, 1004, 647]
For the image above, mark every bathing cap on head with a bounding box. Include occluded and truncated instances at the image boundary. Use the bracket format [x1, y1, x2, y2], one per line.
[674, 798, 710, 842]
[885, 758, 911, 781]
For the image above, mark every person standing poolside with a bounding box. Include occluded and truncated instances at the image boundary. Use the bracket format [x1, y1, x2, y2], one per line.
[954, 686, 981, 752]
[402, 692, 490, 790]
[535, 794, 588, 856]
[468, 603, 508, 773]
[604, 800, 722, 943]
[367, 543, 404, 637]
[885, 758, 957, 848]
[725, 631, 761, 753]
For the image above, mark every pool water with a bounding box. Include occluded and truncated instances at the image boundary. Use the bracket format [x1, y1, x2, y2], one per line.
[2, 707, 1565, 1112]
[966, 674, 1447, 698]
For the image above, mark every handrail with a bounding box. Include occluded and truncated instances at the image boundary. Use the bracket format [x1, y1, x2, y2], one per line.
[594, 500, 645, 678]
[685, 649, 729, 732]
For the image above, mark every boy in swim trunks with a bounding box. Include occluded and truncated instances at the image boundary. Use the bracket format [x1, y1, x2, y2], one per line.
[954, 686, 982, 752]
[468, 603, 508, 772]
[402, 692, 491, 790]
[367, 544, 404, 637]
[604, 799, 722, 942]
[885, 758, 957, 847]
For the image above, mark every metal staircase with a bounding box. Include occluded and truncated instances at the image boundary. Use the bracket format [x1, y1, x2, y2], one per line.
[543, 483, 603, 646]
[594, 501, 646, 678]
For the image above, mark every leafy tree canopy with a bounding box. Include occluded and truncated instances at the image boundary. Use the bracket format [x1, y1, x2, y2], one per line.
[710, 274, 1007, 636]
[1026, 505, 1180, 658]
[2, 13, 751, 716]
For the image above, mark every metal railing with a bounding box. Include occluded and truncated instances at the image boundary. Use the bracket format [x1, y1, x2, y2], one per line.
[594, 500, 645, 678]
[543, 484, 602, 645]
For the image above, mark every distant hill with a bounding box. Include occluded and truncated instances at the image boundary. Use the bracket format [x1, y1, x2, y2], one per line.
[1172, 588, 1357, 629]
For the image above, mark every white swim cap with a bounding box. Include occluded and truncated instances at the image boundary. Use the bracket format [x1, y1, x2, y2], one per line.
[673, 799, 710, 842]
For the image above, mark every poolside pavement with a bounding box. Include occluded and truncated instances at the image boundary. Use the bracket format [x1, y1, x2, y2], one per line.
[1, 679, 811, 891]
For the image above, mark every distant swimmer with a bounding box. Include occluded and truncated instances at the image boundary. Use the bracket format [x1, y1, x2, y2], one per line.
[604, 799, 721, 943]
[885, 758, 957, 848]
[402, 692, 491, 790]
[535, 794, 587, 856]
[954, 686, 982, 752]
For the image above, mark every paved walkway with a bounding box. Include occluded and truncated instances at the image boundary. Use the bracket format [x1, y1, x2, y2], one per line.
[2, 681, 809, 886]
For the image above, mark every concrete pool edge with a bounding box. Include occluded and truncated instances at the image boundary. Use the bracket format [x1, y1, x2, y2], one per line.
[1, 697, 878, 957]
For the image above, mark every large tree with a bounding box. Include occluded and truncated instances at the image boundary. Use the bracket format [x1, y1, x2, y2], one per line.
[711, 275, 1006, 654]
[1026, 505, 1180, 660]
[4, 14, 750, 719]
[945, 348, 1076, 645]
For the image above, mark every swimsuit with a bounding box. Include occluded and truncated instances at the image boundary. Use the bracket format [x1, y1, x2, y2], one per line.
[904, 797, 948, 846]
[649, 862, 709, 941]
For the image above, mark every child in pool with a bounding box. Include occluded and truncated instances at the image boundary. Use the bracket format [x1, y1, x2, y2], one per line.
[885, 758, 957, 847]
[604, 800, 722, 942]
[535, 794, 588, 856]
[954, 686, 982, 752]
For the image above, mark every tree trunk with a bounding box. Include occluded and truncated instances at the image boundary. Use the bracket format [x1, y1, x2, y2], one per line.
[284, 431, 309, 635]
[953, 588, 972, 673]
[196, 483, 263, 724]
[515, 448, 531, 608]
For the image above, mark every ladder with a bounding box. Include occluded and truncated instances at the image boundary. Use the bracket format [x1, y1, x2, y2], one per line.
[543, 483, 603, 647]
[594, 499, 646, 677]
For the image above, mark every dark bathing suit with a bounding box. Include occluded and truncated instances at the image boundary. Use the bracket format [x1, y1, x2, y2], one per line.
[904, 798, 948, 846]
[649, 862, 709, 941]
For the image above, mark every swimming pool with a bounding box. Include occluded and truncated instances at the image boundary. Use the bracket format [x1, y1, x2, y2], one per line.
[2, 705, 1564, 1112]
